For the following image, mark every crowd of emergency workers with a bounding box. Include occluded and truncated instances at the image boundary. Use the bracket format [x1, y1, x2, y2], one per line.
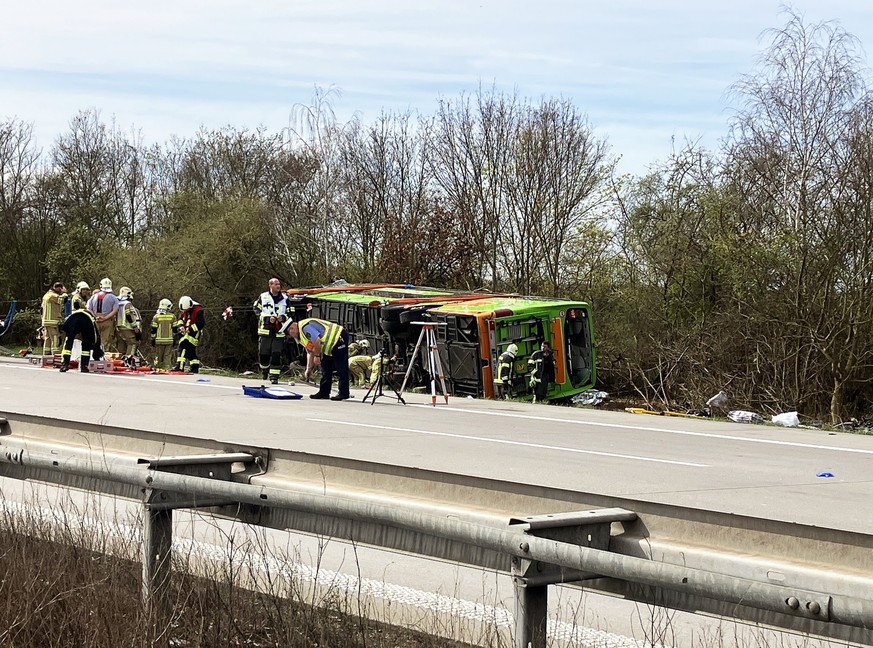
[37, 277, 557, 402]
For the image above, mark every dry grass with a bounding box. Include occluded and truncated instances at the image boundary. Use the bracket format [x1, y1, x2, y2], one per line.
[0, 495, 478, 648]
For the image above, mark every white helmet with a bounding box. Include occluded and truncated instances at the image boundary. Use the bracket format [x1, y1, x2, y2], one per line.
[178, 296, 193, 311]
[75, 281, 90, 291]
[99, 277, 112, 290]
[506, 343, 519, 356]
[119, 286, 133, 300]
[359, 339, 370, 349]
[158, 298, 173, 312]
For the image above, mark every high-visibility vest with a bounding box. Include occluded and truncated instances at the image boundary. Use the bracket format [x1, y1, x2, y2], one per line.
[117, 299, 141, 330]
[42, 290, 64, 325]
[297, 318, 343, 355]
[151, 312, 175, 344]
[253, 291, 288, 336]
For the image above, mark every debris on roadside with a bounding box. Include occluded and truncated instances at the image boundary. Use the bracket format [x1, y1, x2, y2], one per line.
[771, 411, 800, 427]
[572, 390, 609, 406]
[728, 410, 765, 424]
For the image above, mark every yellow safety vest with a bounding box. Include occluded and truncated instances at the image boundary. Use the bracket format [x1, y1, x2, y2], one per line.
[297, 318, 343, 355]
[41, 290, 64, 325]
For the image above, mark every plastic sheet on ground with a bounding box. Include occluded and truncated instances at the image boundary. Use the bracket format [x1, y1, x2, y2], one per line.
[728, 410, 764, 424]
[572, 390, 609, 406]
[771, 411, 800, 427]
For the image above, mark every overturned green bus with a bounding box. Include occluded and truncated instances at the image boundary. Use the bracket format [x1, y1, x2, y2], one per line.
[285, 284, 596, 401]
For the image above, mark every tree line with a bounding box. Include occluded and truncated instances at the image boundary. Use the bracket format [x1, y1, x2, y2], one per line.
[1, 13, 871, 422]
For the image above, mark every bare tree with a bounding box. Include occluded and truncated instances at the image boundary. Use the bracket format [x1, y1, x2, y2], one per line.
[426, 88, 517, 290]
[725, 11, 869, 419]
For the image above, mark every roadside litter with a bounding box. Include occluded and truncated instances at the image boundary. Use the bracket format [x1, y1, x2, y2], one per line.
[572, 390, 609, 406]
[728, 410, 764, 424]
[771, 411, 800, 427]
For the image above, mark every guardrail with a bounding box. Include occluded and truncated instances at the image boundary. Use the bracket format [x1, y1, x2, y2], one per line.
[1, 412, 871, 647]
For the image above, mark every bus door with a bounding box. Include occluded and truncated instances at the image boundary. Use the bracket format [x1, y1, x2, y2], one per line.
[493, 316, 549, 397]
[564, 307, 594, 389]
[550, 316, 566, 385]
[433, 313, 481, 397]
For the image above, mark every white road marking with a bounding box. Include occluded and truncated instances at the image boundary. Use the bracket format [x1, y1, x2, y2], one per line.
[418, 405, 873, 456]
[308, 418, 709, 467]
[0, 363, 239, 389]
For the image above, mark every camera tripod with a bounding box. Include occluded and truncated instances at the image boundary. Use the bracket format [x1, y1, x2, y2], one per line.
[400, 322, 449, 406]
[363, 351, 405, 405]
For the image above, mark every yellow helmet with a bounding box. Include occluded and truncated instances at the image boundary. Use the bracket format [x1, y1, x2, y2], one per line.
[75, 281, 90, 291]
[119, 286, 133, 300]
[158, 298, 173, 312]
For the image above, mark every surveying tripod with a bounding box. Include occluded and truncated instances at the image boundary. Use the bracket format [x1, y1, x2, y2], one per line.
[400, 322, 449, 406]
[362, 351, 405, 405]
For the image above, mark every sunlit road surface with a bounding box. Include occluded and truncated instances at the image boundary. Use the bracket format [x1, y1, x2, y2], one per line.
[1, 358, 870, 647]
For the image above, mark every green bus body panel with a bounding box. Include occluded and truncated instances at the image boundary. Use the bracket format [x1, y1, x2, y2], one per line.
[284, 285, 597, 401]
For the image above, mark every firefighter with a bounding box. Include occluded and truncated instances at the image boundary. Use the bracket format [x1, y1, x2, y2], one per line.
[172, 296, 205, 373]
[495, 343, 519, 399]
[40, 281, 67, 357]
[149, 299, 176, 369]
[58, 308, 100, 373]
[288, 318, 350, 400]
[70, 281, 91, 311]
[348, 353, 374, 386]
[253, 277, 290, 384]
[86, 278, 119, 352]
[528, 340, 556, 403]
[115, 286, 142, 356]
[348, 338, 370, 357]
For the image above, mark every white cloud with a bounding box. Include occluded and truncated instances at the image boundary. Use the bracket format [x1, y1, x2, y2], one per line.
[2, 0, 872, 174]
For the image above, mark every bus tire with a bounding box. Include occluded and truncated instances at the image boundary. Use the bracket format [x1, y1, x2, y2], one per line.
[379, 318, 406, 336]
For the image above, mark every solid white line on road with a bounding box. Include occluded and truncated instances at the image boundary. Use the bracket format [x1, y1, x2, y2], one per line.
[307, 418, 709, 467]
[419, 405, 873, 456]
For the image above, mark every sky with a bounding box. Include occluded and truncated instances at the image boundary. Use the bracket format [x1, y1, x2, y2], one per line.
[2, 0, 872, 176]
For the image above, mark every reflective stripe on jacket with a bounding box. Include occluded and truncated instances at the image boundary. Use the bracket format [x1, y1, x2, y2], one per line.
[297, 318, 343, 355]
[151, 313, 175, 344]
[42, 290, 65, 325]
[253, 291, 288, 336]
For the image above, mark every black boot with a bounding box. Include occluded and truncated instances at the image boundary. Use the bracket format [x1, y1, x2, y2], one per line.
[80, 364, 90, 373]
[59, 360, 69, 373]
[270, 376, 279, 385]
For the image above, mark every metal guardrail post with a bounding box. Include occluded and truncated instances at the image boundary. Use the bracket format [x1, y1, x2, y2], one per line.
[509, 509, 639, 648]
[142, 505, 173, 629]
[137, 453, 258, 629]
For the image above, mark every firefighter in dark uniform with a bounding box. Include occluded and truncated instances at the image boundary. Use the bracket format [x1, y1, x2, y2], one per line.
[495, 343, 519, 399]
[528, 340, 556, 403]
[172, 296, 205, 373]
[288, 318, 350, 400]
[253, 278, 290, 384]
[58, 309, 100, 373]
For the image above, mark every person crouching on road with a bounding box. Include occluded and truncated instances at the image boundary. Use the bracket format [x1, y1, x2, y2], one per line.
[288, 318, 350, 401]
[58, 308, 101, 373]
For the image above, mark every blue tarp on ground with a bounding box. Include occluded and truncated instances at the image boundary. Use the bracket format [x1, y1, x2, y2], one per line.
[242, 384, 302, 399]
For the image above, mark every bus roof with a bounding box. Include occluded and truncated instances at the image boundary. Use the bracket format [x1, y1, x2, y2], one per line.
[429, 296, 590, 315]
